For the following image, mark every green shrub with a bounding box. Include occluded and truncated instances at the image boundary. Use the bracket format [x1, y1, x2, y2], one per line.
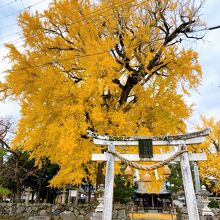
[208, 198, 219, 208]
[0, 186, 10, 196]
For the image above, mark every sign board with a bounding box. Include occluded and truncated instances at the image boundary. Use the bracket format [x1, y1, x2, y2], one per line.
[139, 139, 153, 158]
[70, 190, 78, 197]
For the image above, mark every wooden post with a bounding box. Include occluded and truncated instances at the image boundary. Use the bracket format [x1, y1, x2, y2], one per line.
[61, 189, 67, 204]
[180, 144, 200, 220]
[103, 144, 115, 220]
[68, 190, 71, 205]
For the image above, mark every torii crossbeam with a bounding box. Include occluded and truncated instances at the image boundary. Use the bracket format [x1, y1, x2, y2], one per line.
[90, 128, 210, 220]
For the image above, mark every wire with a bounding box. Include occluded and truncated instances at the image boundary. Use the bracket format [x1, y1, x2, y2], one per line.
[1, 0, 219, 73]
[1, 0, 215, 73]
[1, 22, 17, 30]
[0, 0, 17, 9]
[1, 36, 166, 74]
[0, 0, 126, 32]
[0, 0, 133, 44]
[0, 36, 24, 49]
[0, 0, 138, 48]
[0, 1, 172, 74]
[73, 0, 129, 21]
[185, 119, 199, 129]
[1, 16, 219, 51]
[0, 31, 21, 42]
[187, 25, 220, 33]
[207, 25, 220, 31]
[1, 0, 219, 49]
[0, 2, 164, 73]
[2, 50, 108, 73]
[0, 0, 48, 20]
[0, 0, 128, 45]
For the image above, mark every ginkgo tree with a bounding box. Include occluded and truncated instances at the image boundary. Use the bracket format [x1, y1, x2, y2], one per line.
[1, 0, 206, 186]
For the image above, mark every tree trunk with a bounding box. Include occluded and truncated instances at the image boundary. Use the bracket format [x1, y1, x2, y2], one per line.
[35, 176, 42, 203]
[88, 182, 92, 203]
[15, 181, 22, 203]
[31, 190, 35, 203]
[15, 159, 22, 203]
[96, 162, 105, 188]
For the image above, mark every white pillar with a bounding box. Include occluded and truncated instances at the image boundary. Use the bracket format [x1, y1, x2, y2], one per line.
[25, 187, 32, 205]
[103, 144, 115, 220]
[180, 144, 200, 220]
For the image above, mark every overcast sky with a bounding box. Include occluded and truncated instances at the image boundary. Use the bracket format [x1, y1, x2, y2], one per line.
[185, 0, 220, 129]
[0, 0, 220, 131]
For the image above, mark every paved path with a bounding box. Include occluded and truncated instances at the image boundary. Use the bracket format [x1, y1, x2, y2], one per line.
[129, 212, 177, 220]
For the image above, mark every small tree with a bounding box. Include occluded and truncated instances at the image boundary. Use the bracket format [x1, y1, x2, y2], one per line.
[0, 117, 59, 202]
[113, 175, 133, 204]
[167, 163, 183, 197]
[0, 186, 10, 202]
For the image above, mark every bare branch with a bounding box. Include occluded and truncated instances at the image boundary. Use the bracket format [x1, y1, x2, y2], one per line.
[184, 32, 205, 40]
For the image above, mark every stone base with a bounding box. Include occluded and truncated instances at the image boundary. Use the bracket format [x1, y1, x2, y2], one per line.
[90, 212, 102, 220]
[196, 196, 204, 209]
[28, 216, 52, 220]
[60, 210, 76, 220]
[200, 216, 218, 220]
[201, 208, 215, 217]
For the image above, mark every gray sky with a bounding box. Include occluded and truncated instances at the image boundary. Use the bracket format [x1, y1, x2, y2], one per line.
[0, 0, 220, 131]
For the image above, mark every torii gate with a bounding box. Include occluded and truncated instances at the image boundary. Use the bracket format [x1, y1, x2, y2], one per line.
[90, 128, 210, 220]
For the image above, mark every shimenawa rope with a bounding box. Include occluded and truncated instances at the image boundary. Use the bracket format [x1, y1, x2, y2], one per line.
[107, 149, 187, 170]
